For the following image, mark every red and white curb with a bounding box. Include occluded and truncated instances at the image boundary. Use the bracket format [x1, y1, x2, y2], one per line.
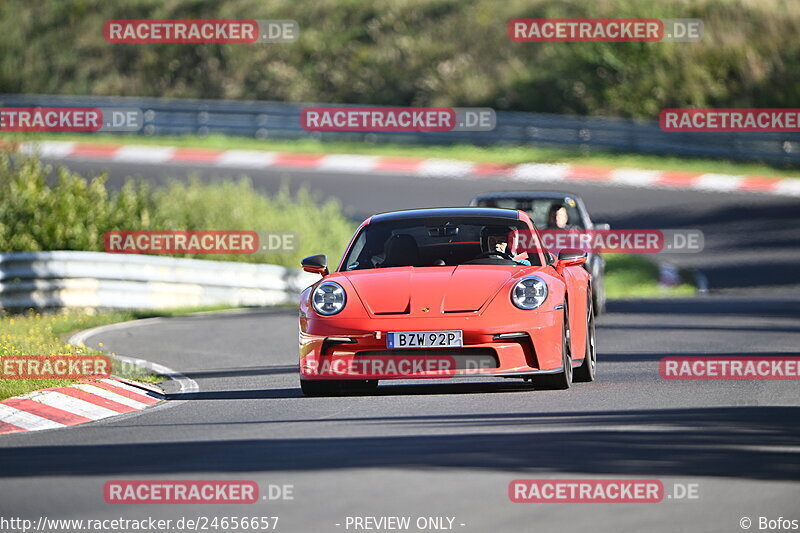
[0, 318, 199, 436]
[15, 140, 800, 197]
[0, 378, 163, 435]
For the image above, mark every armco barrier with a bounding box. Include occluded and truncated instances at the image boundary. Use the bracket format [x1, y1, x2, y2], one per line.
[0, 251, 318, 310]
[1, 94, 799, 165]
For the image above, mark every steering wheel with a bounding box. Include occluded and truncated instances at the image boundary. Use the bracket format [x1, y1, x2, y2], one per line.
[476, 250, 511, 260]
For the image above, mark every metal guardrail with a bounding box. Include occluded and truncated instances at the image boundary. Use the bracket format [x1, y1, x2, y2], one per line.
[0, 251, 317, 310]
[2, 94, 799, 165]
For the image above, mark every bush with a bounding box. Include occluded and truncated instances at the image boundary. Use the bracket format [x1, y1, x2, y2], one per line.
[0, 154, 154, 252]
[151, 177, 354, 267]
[0, 154, 355, 267]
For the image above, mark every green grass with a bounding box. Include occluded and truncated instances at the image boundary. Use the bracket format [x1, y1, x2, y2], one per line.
[6, 132, 799, 178]
[604, 254, 695, 299]
[0, 306, 239, 400]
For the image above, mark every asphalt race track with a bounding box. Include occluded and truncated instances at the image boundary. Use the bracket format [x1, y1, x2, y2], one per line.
[1, 159, 799, 532]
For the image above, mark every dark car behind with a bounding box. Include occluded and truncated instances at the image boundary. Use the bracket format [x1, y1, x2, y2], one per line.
[470, 191, 608, 315]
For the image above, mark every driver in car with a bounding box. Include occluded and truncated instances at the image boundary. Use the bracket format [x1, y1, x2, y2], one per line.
[486, 231, 532, 266]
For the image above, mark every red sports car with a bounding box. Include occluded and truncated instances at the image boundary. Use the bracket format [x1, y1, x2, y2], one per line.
[298, 207, 596, 396]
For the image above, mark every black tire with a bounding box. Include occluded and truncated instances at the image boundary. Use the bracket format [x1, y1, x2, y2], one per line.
[573, 296, 597, 383]
[532, 307, 573, 390]
[593, 275, 606, 316]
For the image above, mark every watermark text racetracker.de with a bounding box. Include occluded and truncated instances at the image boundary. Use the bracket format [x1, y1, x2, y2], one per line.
[508, 479, 702, 503]
[103, 479, 294, 503]
[660, 108, 800, 132]
[301, 107, 496, 132]
[301, 354, 498, 379]
[660, 357, 800, 380]
[104, 19, 298, 43]
[0, 107, 142, 132]
[103, 231, 297, 255]
[104, 480, 263, 504]
[512, 229, 704, 254]
[508, 18, 703, 42]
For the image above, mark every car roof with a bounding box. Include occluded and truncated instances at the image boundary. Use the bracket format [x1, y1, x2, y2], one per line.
[370, 207, 520, 223]
[472, 191, 582, 201]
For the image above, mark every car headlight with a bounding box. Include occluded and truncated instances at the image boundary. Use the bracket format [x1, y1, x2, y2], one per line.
[511, 276, 548, 310]
[312, 281, 347, 315]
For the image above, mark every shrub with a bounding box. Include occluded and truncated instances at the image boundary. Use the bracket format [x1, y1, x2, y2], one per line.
[0, 154, 355, 267]
[151, 177, 354, 266]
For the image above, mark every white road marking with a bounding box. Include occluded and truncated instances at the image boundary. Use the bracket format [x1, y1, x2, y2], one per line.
[113, 145, 175, 163]
[511, 163, 569, 181]
[72, 384, 150, 409]
[318, 154, 380, 172]
[98, 378, 161, 399]
[19, 141, 76, 158]
[68, 321, 198, 395]
[773, 179, 800, 197]
[610, 169, 660, 187]
[215, 150, 278, 168]
[416, 159, 476, 178]
[0, 404, 66, 431]
[23, 391, 120, 420]
[693, 174, 745, 191]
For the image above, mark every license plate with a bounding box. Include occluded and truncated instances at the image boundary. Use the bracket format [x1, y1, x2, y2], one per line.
[386, 330, 463, 349]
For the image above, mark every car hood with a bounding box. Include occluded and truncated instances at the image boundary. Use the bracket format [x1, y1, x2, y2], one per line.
[339, 265, 522, 315]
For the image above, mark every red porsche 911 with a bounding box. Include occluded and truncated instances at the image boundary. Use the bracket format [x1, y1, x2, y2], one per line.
[298, 207, 596, 396]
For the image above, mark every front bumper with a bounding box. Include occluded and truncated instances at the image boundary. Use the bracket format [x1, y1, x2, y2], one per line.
[299, 310, 563, 380]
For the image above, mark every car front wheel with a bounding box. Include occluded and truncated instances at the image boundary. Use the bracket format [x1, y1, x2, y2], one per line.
[592, 269, 606, 316]
[532, 308, 573, 390]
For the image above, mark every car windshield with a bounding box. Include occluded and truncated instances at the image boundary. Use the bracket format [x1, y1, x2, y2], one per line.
[342, 216, 540, 270]
[475, 197, 584, 229]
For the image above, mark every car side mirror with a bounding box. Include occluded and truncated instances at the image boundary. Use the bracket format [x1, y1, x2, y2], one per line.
[302, 254, 329, 276]
[594, 222, 611, 231]
[557, 248, 587, 268]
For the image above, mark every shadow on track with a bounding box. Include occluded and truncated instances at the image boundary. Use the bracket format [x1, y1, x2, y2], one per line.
[171, 380, 537, 400]
[183, 365, 298, 380]
[607, 298, 800, 318]
[598, 351, 800, 363]
[3, 406, 798, 481]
